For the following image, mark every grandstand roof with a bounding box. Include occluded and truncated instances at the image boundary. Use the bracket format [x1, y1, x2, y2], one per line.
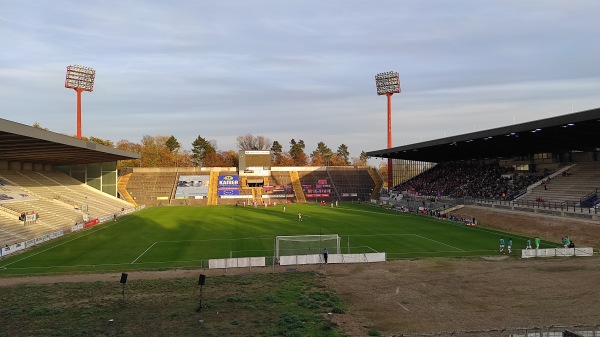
[366, 107, 600, 163]
[0, 118, 140, 165]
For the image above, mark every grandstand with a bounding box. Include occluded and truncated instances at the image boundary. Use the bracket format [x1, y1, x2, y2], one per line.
[121, 166, 381, 207]
[4, 107, 599, 254]
[0, 118, 139, 250]
[517, 162, 600, 206]
[368, 108, 600, 220]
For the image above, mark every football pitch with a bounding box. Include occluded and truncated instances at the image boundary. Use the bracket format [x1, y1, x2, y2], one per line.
[0, 203, 557, 276]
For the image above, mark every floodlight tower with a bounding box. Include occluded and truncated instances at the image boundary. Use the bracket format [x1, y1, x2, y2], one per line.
[65, 65, 96, 139]
[375, 71, 401, 191]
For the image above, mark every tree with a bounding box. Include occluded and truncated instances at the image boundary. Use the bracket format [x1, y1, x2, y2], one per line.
[116, 139, 142, 169]
[220, 150, 239, 167]
[274, 152, 295, 166]
[176, 149, 194, 167]
[359, 151, 368, 164]
[336, 144, 350, 165]
[86, 136, 114, 147]
[271, 140, 283, 163]
[201, 150, 239, 167]
[236, 134, 272, 150]
[165, 135, 181, 153]
[329, 155, 347, 166]
[140, 135, 172, 167]
[311, 141, 333, 166]
[289, 139, 307, 166]
[378, 161, 388, 188]
[191, 135, 216, 166]
[352, 151, 369, 166]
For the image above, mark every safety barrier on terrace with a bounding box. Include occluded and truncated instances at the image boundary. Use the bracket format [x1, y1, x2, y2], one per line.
[521, 247, 593, 258]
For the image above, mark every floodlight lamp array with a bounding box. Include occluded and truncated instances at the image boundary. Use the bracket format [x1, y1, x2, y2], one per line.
[375, 71, 400, 95]
[65, 65, 96, 91]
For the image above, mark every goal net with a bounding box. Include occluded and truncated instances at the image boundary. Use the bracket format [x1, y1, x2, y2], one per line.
[275, 234, 340, 258]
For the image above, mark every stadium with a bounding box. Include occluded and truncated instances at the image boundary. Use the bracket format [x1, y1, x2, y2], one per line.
[1, 108, 600, 337]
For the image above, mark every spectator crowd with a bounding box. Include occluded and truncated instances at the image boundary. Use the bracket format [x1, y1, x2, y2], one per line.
[395, 162, 549, 200]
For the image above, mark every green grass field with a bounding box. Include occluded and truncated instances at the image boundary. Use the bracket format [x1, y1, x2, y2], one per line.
[0, 203, 558, 276]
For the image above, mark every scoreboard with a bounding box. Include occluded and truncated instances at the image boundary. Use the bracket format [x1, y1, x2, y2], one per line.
[238, 150, 271, 177]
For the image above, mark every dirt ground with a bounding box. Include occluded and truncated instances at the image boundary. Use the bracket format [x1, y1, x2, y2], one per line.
[1, 206, 599, 336]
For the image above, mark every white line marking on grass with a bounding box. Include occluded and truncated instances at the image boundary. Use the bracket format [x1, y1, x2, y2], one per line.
[0, 208, 150, 269]
[131, 242, 157, 264]
[157, 235, 274, 243]
[413, 234, 464, 251]
[338, 207, 407, 217]
[345, 234, 416, 237]
[365, 246, 379, 253]
[432, 217, 541, 244]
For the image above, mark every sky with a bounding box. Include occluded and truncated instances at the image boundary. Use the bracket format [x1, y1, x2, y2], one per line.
[1, 1, 599, 165]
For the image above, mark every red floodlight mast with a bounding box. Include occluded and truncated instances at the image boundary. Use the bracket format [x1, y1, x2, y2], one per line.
[65, 65, 96, 139]
[375, 71, 401, 191]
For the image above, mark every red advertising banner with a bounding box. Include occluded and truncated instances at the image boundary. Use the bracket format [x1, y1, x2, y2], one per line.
[84, 219, 99, 228]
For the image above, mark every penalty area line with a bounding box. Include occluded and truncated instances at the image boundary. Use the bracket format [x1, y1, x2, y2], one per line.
[413, 234, 464, 251]
[132, 242, 157, 264]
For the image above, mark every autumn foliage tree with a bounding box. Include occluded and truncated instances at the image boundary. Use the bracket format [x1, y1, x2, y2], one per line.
[191, 136, 216, 166]
[289, 139, 308, 166]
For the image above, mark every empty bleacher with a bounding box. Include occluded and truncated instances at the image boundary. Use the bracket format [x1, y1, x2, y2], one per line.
[519, 162, 600, 206]
[269, 171, 293, 186]
[0, 169, 134, 247]
[122, 167, 380, 206]
[125, 172, 177, 206]
[327, 167, 377, 201]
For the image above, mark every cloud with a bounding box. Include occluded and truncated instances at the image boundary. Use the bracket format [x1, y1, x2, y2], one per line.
[0, 0, 599, 161]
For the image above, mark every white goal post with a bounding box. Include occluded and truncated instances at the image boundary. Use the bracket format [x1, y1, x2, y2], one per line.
[275, 234, 341, 258]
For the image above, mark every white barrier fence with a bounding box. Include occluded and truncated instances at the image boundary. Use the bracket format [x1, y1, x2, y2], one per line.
[521, 247, 593, 258]
[1, 230, 65, 257]
[208, 253, 387, 269]
[209, 257, 266, 269]
[279, 253, 386, 266]
[1, 206, 143, 258]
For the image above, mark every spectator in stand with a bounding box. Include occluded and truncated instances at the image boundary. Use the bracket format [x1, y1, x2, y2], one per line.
[394, 162, 550, 201]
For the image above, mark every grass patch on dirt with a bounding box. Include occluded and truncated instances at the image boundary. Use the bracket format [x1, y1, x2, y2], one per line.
[0, 271, 345, 337]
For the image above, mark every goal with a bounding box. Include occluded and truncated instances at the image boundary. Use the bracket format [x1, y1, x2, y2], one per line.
[275, 234, 341, 258]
